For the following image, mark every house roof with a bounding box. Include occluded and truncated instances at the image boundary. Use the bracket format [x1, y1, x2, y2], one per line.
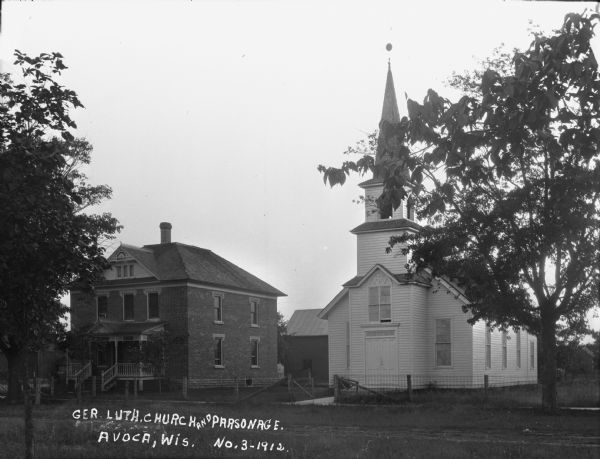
[101, 242, 285, 297]
[351, 218, 421, 234]
[287, 309, 328, 336]
[88, 321, 166, 336]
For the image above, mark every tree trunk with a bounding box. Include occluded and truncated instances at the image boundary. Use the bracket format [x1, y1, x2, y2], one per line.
[5, 348, 24, 403]
[540, 310, 558, 412]
[23, 357, 34, 459]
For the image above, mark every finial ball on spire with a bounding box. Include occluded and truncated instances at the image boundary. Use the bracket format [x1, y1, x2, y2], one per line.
[386, 43, 392, 52]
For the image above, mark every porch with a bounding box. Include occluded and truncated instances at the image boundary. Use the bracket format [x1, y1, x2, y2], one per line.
[66, 320, 166, 392]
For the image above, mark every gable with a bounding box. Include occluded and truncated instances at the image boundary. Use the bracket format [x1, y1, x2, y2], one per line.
[103, 244, 158, 281]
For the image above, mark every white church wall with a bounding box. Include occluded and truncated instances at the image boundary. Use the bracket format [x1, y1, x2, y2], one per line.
[425, 285, 474, 386]
[473, 323, 538, 385]
[326, 292, 350, 385]
[356, 230, 407, 276]
[410, 284, 429, 376]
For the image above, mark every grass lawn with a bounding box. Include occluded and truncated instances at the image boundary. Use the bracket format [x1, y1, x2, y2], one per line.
[0, 397, 598, 459]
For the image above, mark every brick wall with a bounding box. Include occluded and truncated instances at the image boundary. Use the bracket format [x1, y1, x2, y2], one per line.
[70, 291, 96, 330]
[70, 284, 279, 384]
[159, 286, 188, 379]
[187, 287, 278, 386]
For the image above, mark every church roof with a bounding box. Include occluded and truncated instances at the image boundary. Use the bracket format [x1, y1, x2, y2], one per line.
[287, 309, 328, 336]
[97, 242, 285, 297]
[350, 218, 421, 234]
[343, 270, 431, 288]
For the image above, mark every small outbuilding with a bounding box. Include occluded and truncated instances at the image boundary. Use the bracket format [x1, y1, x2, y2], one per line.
[284, 309, 328, 384]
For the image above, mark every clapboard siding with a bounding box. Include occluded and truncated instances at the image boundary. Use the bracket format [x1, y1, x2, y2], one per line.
[410, 284, 429, 375]
[472, 323, 537, 384]
[326, 292, 349, 384]
[357, 231, 407, 275]
[426, 286, 474, 381]
[347, 271, 412, 379]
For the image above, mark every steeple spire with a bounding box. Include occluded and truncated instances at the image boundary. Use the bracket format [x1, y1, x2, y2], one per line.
[375, 60, 401, 169]
[380, 61, 400, 125]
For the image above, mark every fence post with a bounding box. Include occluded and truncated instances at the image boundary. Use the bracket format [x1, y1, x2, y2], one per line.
[92, 376, 97, 398]
[50, 376, 55, 397]
[333, 375, 339, 403]
[35, 378, 41, 405]
[287, 373, 293, 402]
[77, 380, 82, 404]
[407, 374, 413, 402]
[182, 377, 188, 400]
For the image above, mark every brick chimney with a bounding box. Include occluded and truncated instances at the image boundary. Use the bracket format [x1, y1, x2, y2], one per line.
[159, 222, 172, 244]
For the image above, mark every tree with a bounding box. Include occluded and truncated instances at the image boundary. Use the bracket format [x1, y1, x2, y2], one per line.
[277, 311, 288, 365]
[0, 51, 119, 456]
[319, 12, 600, 411]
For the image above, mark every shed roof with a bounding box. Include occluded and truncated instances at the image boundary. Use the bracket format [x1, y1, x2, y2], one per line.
[287, 309, 328, 336]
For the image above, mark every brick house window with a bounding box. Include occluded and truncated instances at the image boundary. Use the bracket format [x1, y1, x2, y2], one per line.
[250, 338, 259, 367]
[123, 293, 134, 321]
[368, 286, 391, 323]
[214, 335, 224, 367]
[147, 292, 159, 320]
[213, 293, 224, 323]
[516, 330, 521, 368]
[435, 318, 451, 367]
[485, 326, 491, 369]
[97, 296, 108, 319]
[502, 331, 508, 369]
[250, 299, 259, 326]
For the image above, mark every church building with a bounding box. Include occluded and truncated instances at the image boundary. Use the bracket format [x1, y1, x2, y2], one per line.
[318, 63, 537, 389]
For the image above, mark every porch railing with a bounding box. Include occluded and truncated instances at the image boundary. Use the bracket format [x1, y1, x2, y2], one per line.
[72, 361, 91, 388]
[101, 364, 118, 391]
[117, 362, 156, 378]
[65, 363, 82, 382]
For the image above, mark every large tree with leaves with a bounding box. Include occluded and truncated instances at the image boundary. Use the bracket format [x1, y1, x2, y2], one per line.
[320, 12, 600, 411]
[0, 51, 119, 409]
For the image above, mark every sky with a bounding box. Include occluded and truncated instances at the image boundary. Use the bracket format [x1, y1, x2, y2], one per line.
[1, 0, 598, 330]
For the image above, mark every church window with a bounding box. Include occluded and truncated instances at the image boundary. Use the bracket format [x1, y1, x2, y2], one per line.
[502, 331, 508, 369]
[516, 330, 521, 368]
[435, 319, 451, 366]
[368, 286, 391, 322]
[485, 326, 492, 369]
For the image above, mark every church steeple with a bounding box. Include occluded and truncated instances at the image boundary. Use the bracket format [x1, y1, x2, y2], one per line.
[380, 62, 401, 126]
[374, 60, 402, 173]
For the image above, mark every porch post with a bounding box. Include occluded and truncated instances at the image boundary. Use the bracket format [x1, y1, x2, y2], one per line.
[114, 340, 118, 365]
